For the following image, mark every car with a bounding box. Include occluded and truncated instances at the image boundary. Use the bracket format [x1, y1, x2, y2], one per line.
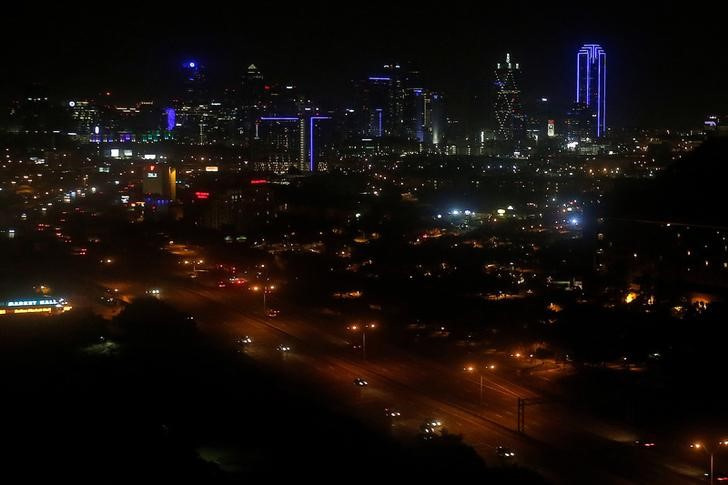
[353, 377, 368, 387]
[277, 344, 292, 353]
[419, 427, 436, 440]
[384, 408, 401, 418]
[496, 446, 516, 458]
[419, 419, 443, 439]
[146, 288, 161, 297]
[266, 309, 280, 318]
[236, 336, 253, 345]
[423, 418, 442, 428]
[633, 439, 656, 448]
[98, 295, 117, 306]
[217, 281, 227, 288]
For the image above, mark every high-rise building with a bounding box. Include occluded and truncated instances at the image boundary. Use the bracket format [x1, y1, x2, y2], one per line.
[564, 102, 593, 144]
[143, 164, 176, 201]
[254, 117, 304, 173]
[353, 63, 409, 139]
[238, 64, 266, 145]
[241, 64, 265, 103]
[493, 53, 524, 141]
[422, 91, 446, 146]
[181, 60, 207, 104]
[576, 44, 606, 138]
[67, 100, 99, 140]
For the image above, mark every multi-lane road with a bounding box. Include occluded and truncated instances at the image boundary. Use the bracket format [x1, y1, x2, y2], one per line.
[86, 273, 704, 484]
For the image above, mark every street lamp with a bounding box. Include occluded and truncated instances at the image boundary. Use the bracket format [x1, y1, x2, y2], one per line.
[263, 283, 275, 314]
[347, 322, 376, 360]
[691, 440, 728, 484]
[463, 364, 496, 404]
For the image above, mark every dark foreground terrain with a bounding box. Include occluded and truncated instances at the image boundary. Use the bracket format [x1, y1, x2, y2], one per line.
[0, 301, 545, 484]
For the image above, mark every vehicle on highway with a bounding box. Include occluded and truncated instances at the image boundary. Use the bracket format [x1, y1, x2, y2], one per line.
[277, 344, 292, 353]
[98, 295, 118, 306]
[353, 377, 368, 387]
[384, 408, 401, 417]
[236, 336, 253, 345]
[496, 446, 516, 458]
[418, 418, 444, 439]
[419, 419, 444, 440]
[217, 281, 227, 288]
[266, 309, 280, 318]
[423, 418, 442, 428]
[633, 439, 656, 448]
[145, 288, 161, 297]
[419, 427, 436, 440]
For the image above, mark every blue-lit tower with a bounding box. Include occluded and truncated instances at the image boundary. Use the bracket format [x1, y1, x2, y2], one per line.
[181, 60, 206, 104]
[576, 44, 606, 138]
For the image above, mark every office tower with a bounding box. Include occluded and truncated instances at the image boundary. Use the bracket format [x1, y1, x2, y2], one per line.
[402, 68, 427, 142]
[238, 64, 266, 145]
[241, 64, 265, 103]
[254, 117, 305, 173]
[493, 53, 524, 141]
[143, 164, 176, 201]
[525, 96, 554, 141]
[404, 87, 425, 142]
[354, 63, 408, 139]
[564, 102, 593, 144]
[181, 60, 207, 104]
[425, 91, 446, 146]
[576, 44, 606, 137]
[308, 115, 332, 171]
[67, 100, 99, 140]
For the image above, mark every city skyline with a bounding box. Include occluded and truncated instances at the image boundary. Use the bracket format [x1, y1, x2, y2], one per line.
[2, 4, 726, 128]
[3, 5, 728, 483]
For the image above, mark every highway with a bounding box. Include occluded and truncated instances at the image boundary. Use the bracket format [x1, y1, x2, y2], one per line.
[86, 273, 704, 484]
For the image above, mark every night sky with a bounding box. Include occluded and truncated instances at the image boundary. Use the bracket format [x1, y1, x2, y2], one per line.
[3, 2, 726, 128]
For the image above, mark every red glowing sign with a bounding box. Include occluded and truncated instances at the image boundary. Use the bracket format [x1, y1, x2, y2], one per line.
[195, 191, 210, 200]
[250, 179, 268, 185]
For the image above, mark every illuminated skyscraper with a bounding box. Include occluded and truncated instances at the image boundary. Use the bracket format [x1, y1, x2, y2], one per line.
[576, 44, 606, 138]
[354, 63, 410, 139]
[493, 53, 523, 141]
[181, 60, 206, 104]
